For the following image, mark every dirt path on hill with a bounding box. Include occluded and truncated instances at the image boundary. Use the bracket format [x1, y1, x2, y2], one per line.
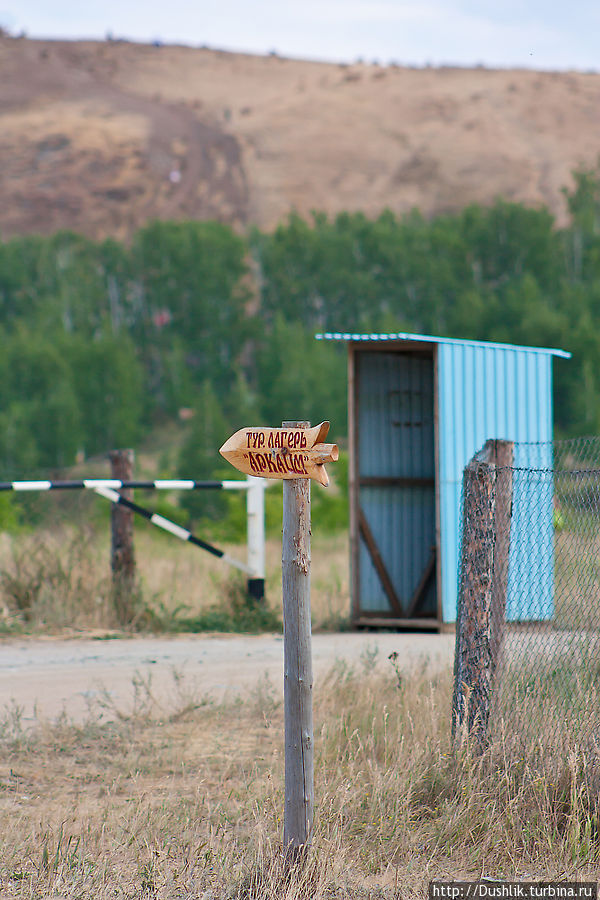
[0, 631, 454, 724]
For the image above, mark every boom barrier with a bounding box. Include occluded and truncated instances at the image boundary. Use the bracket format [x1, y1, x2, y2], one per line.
[92, 486, 253, 575]
[0, 479, 247, 492]
[0, 475, 267, 598]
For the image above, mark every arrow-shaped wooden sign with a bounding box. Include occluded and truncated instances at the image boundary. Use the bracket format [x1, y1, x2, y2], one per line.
[219, 421, 339, 486]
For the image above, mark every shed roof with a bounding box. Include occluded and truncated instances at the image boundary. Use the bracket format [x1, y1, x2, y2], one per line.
[315, 331, 571, 358]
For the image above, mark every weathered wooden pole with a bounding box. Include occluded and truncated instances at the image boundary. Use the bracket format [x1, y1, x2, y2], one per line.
[489, 440, 514, 671]
[109, 448, 137, 625]
[452, 440, 514, 751]
[281, 420, 314, 860]
[452, 453, 496, 749]
[219, 420, 337, 860]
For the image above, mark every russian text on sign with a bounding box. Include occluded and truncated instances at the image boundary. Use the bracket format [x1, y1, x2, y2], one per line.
[219, 421, 338, 486]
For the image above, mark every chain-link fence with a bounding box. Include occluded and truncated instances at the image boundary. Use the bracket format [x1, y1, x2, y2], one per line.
[453, 436, 600, 757]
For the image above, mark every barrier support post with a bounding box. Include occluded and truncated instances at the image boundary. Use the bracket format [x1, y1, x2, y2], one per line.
[246, 475, 266, 602]
[109, 448, 137, 624]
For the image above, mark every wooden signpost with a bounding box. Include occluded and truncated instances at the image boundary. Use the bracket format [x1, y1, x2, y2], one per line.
[219, 421, 339, 487]
[220, 420, 338, 860]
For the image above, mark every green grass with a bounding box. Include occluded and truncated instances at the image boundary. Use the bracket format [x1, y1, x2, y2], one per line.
[146, 574, 282, 634]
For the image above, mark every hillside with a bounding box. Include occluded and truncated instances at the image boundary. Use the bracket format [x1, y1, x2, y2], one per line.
[1, 34, 600, 240]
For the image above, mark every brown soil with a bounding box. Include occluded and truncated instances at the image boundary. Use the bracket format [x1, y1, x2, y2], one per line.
[1, 35, 599, 239]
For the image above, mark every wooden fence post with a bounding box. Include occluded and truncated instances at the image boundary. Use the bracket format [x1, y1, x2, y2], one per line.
[453, 455, 495, 749]
[281, 420, 314, 860]
[453, 439, 514, 750]
[489, 440, 514, 672]
[109, 449, 137, 625]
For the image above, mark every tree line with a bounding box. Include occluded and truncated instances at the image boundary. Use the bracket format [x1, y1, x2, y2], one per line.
[1, 162, 599, 482]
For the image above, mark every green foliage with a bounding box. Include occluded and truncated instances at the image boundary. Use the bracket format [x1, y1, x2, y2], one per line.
[563, 158, 600, 283]
[250, 176, 600, 438]
[0, 494, 20, 533]
[459, 200, 561, 291]
[253, 315, 347, 435]
[130, 219, 251, 413]
[312, 451, 349, 533]
[154, 575, 281, 634]
[261, 451, 349, 538]
[0, 327, 82, 475]
[198, 488, 247, 543]
[63, 332, 145, 457]
[2, 164, 600, 490]
[177, 382, 232, 522]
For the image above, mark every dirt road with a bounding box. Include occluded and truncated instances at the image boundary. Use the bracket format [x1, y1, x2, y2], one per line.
[0, 631, 454, 723]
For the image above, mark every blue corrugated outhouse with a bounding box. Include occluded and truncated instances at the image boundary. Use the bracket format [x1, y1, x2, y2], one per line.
[316, 332, 571, 629]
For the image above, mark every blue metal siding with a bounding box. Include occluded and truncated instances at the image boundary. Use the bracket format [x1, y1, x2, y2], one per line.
[319, 331, 568, 625]
[317, 332, 570, 360]
[438, 343, 554, 623]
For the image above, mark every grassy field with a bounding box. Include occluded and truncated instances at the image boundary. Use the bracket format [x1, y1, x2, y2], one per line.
[1, 484, 599, 895]
[0, 659, 598, 898]
[0, 520, 350, 634]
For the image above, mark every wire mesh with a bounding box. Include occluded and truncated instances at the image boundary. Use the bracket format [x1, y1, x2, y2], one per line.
[454, 437, 600, 757]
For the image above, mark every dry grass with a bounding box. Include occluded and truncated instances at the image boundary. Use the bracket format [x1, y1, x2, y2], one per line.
[4, 36, 600, 240]
[133, 528, 349, 630]
[0, 526, 114, 631]
[555, 526, 600, 630]
[0, 520, 349, 633]
[0, 660, 598, 898]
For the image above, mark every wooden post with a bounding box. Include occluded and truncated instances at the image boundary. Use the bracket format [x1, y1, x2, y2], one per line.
[489, 440, 514, 671]
[281, 420, 314, 860]
[109, 449, 137, 625]
[452, 440, 514, 751]
[218, 419, 336, 860]
[453, 454, 496, 749]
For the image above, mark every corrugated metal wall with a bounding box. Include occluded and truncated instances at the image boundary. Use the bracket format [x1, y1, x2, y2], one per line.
[357, 351, 437, 616]
[437, 343, 554, 623]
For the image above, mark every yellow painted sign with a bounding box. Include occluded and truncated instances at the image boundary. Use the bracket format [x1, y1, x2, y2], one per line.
[219, 421, 338, 486]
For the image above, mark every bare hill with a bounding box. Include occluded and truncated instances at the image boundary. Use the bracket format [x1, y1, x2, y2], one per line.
[1, 35, 600, 240]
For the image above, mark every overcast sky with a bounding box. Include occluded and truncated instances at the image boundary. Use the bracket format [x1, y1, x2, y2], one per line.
[2, 0, 598, 72]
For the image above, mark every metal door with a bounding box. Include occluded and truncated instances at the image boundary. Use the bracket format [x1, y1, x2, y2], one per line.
[356, 351, 437, 620]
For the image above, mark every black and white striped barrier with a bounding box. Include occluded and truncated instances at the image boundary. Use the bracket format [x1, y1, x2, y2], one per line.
[92, 486, 251, 575]
[0, 479, 242, 492]
[0, 476, 267, 592]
